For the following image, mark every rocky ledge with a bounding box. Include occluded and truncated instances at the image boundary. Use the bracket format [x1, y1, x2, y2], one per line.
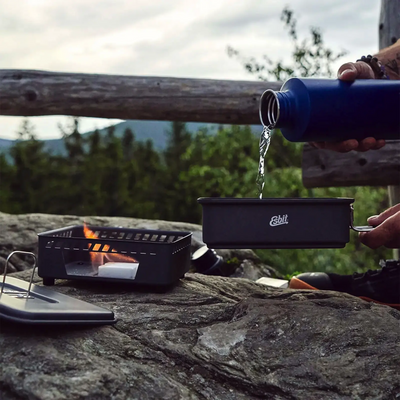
[0, 212, 399, 399]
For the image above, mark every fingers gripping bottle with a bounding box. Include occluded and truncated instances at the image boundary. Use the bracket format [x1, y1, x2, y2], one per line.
[259, 78, 400, 142]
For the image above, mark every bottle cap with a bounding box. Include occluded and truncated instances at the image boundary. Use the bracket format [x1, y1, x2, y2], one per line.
[191, 246, 223, 274]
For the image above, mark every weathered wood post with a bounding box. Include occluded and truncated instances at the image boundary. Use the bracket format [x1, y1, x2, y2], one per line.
[379, 0, 400, 258]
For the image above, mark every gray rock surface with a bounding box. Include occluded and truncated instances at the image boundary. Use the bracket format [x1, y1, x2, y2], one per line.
[0, 212, 277, 280]
[1, 212, 399, 399]
[1, 269, 399, 400]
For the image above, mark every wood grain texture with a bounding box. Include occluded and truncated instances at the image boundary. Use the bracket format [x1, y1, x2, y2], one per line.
[379, 0, 400, 49]
[0, 69, 281, 124]
[302, 141, 400, 188]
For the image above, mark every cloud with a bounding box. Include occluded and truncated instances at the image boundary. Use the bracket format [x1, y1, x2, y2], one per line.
[0, 0, 177, 36]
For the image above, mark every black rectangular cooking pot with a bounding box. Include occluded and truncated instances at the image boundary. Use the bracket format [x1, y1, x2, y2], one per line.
[198, 197, 371, 249]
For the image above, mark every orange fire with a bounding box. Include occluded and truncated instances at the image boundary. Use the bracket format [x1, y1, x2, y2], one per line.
[83, 223, 138, 265]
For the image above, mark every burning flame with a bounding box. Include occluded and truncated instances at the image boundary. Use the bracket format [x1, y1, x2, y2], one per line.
[83, 223, 138, 265]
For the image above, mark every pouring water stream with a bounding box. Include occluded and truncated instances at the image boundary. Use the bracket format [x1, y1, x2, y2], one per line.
[256, 125, 273, 199]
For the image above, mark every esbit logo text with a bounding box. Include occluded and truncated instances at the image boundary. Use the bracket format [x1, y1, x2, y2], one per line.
[269, 214, 289, 227]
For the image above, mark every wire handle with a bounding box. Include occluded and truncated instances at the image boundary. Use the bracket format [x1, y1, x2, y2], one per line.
[349, 205, 375, 233]
[1, 251, 37, 298]
[351, 225, 375, 233]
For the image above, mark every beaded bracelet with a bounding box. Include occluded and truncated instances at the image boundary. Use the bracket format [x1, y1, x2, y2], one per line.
[356, 55, 390, 79]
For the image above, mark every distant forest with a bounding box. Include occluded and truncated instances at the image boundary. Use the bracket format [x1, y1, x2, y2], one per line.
[0, 118, 390, 276]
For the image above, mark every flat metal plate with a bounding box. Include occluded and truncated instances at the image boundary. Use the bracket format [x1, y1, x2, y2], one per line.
[0, 276, 116, 325]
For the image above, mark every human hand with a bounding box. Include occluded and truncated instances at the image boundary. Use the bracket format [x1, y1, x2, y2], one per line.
[310, 138, 385, 153]
[337, 61, 375, 81]
[359, 204, 400, 249]
[309, 61, 386, 152]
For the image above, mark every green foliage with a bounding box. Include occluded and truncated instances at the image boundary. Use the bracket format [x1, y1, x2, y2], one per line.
[284, 271, 302, 281]
[0, 119, 391, 276]
[6, 120, 52, 214]
[0, 153, 14, 211]
[226, 257, 240, 265]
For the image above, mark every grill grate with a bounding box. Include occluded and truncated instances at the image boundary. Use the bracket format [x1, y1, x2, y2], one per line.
[38, 225, 192, 286]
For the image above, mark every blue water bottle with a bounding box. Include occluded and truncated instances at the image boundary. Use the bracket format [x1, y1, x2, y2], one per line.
[259, 78, 400, 142]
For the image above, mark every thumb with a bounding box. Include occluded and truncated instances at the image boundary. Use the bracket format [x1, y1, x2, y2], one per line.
[368, 203, 400, 226]
[337, 62, 375, 80]
[360, 211, 400, 249]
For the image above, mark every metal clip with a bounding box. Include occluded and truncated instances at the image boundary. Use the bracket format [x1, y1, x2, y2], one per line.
[1, 251, 37, 298]
[349, 205, 375, 233]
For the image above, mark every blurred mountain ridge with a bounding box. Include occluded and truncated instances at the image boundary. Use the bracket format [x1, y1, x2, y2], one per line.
[0, 120, 263, 154]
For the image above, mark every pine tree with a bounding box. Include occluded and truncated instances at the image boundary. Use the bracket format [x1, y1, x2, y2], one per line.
[164, 122, 192, 172]
[88, 129, 101, 156]
[122, 128, 135, 161]
[162, 122, 192, 220]
[0, 153, 14, 213]
[98, 126, 129, 216]
[130, 140, 164, 219]
[61, 118, 85, 162]
[58, 118, 87, 214]
[8, 119, 51, 213]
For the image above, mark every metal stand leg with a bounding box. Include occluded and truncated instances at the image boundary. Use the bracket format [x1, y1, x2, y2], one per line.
[43, 277, 55, 286]
[1, 251, 37, 298]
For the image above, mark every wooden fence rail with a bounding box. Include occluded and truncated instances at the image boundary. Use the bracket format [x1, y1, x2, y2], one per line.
[302, 142, 400, 188]
[0, 69, 280, 125]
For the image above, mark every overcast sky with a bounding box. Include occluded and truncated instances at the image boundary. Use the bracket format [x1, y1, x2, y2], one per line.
[0, 0, 381, 139]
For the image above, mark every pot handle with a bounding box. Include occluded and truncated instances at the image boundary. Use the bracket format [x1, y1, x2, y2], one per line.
[350, 205, 375, 232]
